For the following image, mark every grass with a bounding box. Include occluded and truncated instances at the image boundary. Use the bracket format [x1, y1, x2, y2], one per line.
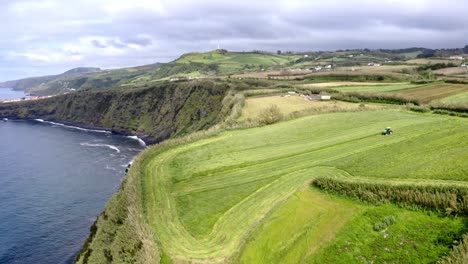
[331, 83, 421, 93]
[136, 109, 468, 263]
[239, 95, 387, 120]
[439, 91, 468, 104]
[174, 50, 300, 75]
[391, 83, 468, 104]
[407, 58, 457, 64]
[309, 204, 468, 264]
[434, 67, 468, 76]
[239, 188, 362, 264]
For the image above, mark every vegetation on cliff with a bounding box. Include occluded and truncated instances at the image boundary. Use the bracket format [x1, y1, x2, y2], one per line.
[0, 80, 229, 144]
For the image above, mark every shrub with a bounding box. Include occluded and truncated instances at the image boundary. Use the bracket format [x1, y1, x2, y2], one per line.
[383, 215, 396, 225]
[312, 177, 468, 215]
[408, 105, 430, 113]
[438, 233, 468, 264]
[373, 222, 387, 232]
[257, 105, 284, 125]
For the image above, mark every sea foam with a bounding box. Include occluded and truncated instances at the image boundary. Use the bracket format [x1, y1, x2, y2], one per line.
[127, 136, 147, 147]
[80, 142, 121, 153]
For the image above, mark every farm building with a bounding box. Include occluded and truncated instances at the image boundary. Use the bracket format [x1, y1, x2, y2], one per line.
[308, 94, 332, 101]
[367, 63, 381, 67]
[450, 56, 464, 60]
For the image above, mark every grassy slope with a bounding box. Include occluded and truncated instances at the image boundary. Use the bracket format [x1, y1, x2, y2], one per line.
[239, 189, 362, 264]
[308, 204, 468, 264]
[138, 109, 468, 263]
[156, 50, 300, 79]
[239, 95, 389, 120]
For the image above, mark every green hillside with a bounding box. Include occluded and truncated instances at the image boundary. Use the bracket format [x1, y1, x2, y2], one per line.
[76, 108, 468, 263]
[152, 50, 301, 79]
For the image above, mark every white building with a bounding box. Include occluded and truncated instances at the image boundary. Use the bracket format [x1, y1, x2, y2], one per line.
[308, 94, 332, 100]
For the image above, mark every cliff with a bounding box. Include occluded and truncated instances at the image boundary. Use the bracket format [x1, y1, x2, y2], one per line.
[0, 79, 229, 144]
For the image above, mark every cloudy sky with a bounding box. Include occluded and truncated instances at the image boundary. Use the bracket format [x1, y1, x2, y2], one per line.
[1, 0, 467, 81]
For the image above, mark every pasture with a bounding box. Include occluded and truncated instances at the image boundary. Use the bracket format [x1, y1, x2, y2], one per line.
[439, 91, 468, 105]
[330, 83, 420, 93]
[239, 95, 388, 120]
[391, 83, 468, 103]
[137, 110, 468, 263]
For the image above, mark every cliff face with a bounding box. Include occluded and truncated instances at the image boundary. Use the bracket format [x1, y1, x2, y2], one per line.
[0, 80, 229, 144]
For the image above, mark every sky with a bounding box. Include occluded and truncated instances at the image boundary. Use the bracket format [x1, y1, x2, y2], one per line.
[1, 0, 467, 81]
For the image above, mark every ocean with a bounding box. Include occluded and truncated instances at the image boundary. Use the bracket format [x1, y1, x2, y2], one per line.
[0, 119, 145, 263]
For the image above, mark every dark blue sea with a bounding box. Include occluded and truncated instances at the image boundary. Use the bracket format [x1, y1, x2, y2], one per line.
[0, 118, 145, 263]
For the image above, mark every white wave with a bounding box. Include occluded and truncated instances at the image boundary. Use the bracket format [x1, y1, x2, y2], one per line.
[80, 142, 121, 153]
[43, 120, 111, 134]
[2, 118, 7, 121]
[34, 119, 44, 122]
[105, 165, 117, 171]
[127, 135, 147, 147]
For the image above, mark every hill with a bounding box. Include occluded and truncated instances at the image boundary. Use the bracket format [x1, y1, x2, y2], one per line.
[0, 67, 102, 91]
[74, 108, 468, 263]
[1, 45, 467, 96]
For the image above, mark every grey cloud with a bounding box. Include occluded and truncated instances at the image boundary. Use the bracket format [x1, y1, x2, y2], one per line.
[0, 0, 467, 81]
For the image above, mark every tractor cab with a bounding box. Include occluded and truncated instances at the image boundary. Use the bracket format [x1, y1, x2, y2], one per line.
[382, 127, 393, 135]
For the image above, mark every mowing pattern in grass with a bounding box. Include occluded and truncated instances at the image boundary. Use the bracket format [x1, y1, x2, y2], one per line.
[239, 189, 362, 264]
[392, 83, 468, 103]
[331, 83, 421, 93]
[138, 110, 468, 263]
[440, 91, 468, 105]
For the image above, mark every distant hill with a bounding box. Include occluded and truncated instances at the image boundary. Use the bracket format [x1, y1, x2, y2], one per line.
[0, 67, 102, 92]
[62, 67, 101, 75]
[0, 64, 162, 96]
[1, 45, 466, 96]
[152, 49, 300, 79]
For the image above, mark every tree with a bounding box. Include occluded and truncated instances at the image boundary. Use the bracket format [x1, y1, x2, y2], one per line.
[418, 69, 436, 81]
[277, 50, 282, 55]
[257, 105, 283, 125]
[464, 45, 468, 54]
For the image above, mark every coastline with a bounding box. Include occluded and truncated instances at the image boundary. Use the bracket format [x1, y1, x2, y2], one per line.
[3, 117, 153, 147]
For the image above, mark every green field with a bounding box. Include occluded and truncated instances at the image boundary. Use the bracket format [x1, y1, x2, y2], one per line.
[331, 83, 421, 93]
[239, 95, 390, 120]
[439, 91, 468, 104]
[136, 110, 468, 263]
[391, 83, 468, 103]
[173, 50, 300, 75]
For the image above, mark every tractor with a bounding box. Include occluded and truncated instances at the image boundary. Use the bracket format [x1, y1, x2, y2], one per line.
[382, 127, 393, 135]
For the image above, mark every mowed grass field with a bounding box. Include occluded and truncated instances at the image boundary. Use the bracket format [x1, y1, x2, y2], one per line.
[439, 91, 468, 104]
[138, 109, 468, 263]
[391, 83, 468, 103]
[239, 95, 391, 120]
[315, 82, 468, 104]
[331, 83, 421, 93]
